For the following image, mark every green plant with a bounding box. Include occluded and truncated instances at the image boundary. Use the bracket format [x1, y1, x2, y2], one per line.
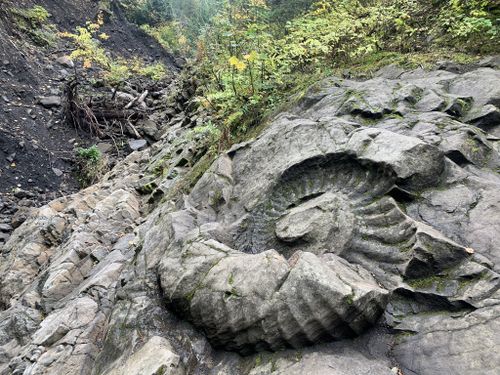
[138, 62, 168, 80]
[141, 23, 189, 56]
[187, 0, 498, 151]
[192, 121, 222, 149]
[75, 146, 107, 187]
[11, 5, 50, 25]
[61, 13, 168, 84]
[10, 5, 58, 46]
[76, 145, 101, 162]
[120, 0, 173, 25]
[436, 0, 499, 52]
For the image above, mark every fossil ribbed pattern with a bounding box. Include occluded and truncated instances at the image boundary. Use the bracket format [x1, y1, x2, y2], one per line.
[160, 155, 401, 353]
[160, 138, 486, 353]
[161, 241, 389, 354]
[158, 69, 500, 355]
[234, 154, 416, 274]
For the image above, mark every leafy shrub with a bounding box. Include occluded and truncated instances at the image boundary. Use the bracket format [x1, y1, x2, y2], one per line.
[120, 0, 173, 25]
[60, 15, 110, 71]
[138, 63, 168, 80]
[10, 5, 57, 46]
[75, 146, 107, 187]
[436, 0, 499, 52]
[189, 0, 499, 150]
[76, 145, 101, 163]
[61, 13, 167, 84]
[12, 5, 50, 25]
[141, 23, 188, 55]
[191, 121, 223, 151]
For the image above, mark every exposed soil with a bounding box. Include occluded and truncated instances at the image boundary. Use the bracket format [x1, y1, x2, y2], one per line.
[0, 0, 178, 242]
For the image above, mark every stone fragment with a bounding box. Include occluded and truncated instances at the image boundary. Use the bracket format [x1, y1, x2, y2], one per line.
[39, 96, 61, 108]
[346, 128, 444, 189]
[55, 55, 74, 68]
[96, 142, 113, 154]
[52, 168, 63, 177]
[128, 139, 148, 151]
[0, 223, 13, 232]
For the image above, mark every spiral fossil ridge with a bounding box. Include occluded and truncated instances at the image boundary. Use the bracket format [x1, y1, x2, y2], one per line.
[159, 126, 492, 353]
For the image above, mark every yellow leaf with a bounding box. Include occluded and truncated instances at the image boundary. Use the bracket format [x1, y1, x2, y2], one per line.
[249, 0, 268, 8]
[58, 31, 73, 38]
[83, 59, 92, 69]
[236, 61, 247, 72]
[228, 56, 246, 72]
[99, 33, 110, 40]
[228, 56, 240, 66]
[200, 98, 210, 108]
[178, 35, 188, 46]
[244, 50, 259, 62]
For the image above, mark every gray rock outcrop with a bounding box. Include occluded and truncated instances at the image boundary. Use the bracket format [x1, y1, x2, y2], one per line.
[1, 65, 499, 375]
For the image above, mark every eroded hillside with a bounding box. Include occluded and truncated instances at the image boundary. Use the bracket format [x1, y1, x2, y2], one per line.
[0, 0, 179, 246]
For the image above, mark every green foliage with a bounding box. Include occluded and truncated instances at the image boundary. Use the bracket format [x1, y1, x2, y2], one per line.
[61, 13, 167, 85]
[138, 63, 168, 80]
[11, 5, 50, 25]
[75, 146, 107, 187]
[112, 0, 498, 151]
[120, 0, 173, 25]
[436, 0, 499, 50]
[188, 0, 498, 149]
[10, 5, 58, 46]
[141, 23, 189, 55]
[122, 0, 225, 41]
[384, 0, 499, 53]
[267, 0, 316, 22]
[191, 121, 223, 150]
[61, 15, 110, 70]
[76, 145, 102, 163]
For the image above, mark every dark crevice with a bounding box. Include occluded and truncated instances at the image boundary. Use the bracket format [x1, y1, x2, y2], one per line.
[392, 287, 475, 313]
[286, 191, 324, 209]
[388, 186, 417, 203]
[445, 150, 471, 166]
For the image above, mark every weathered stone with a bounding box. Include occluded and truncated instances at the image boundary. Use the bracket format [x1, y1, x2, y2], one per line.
[32, 297, 98, 346]
[392, 305, 500, 375]
[96, 142, 113, 154]
[128, 139, 148, 151]
[39, 96, 61, 109]
[52, 168, 63, 177]
[161, 238, 388, 353]
[0, 224, 12, 232]
[55, 56, 74, 69]
[138, 119, 160, 140]
[1, 66, 500, 375]
[346, 128, 445, 189]
[104, 336, 185, 375]
[374, 63, 405, 79]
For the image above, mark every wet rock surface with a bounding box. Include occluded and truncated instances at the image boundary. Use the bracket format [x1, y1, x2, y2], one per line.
[1, 64, 499, 375]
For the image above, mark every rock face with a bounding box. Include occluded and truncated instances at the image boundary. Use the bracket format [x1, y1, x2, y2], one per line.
[1, 65, 500, 375]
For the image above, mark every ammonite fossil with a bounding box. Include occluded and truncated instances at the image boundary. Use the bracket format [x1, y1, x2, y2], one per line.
[159, 128, 485, 354]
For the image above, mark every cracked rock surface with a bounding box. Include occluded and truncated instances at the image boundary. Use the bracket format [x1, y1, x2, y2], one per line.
[1, 64, 500, 375]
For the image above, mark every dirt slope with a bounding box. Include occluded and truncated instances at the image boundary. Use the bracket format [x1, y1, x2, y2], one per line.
[0, 0, 177, 243]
